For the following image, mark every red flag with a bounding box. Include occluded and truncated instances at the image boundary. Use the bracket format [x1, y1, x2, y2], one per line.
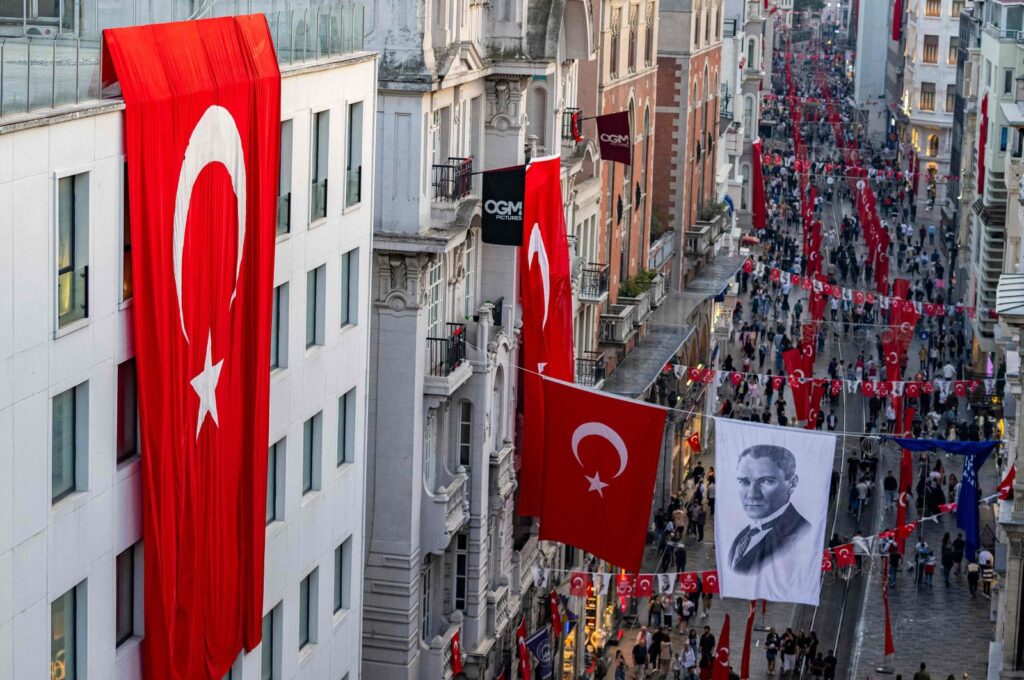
[517, 617, 531, 680]
[634, 573, 655, 597]
[538, 377, 667, 572]
[103, 17, 279, 679]
[702, 570, 721, 594]
[821, 549, 834, 572]
[519, 156, 576, 515]
[999, 465, 1016, 499]
[688, 432, 703, 453]
[569, 572, 592, 597]
[752, 138, 767, 229]
[451, 630, 464, 674]
[712, 614, 732, 680]
[679, 572, 700, 593]
[834, 543, 856, 568]
[939, 502, 958, 513]
[896, 521, 918, 541]
[896, 448, 913, 552]
[741, 602, 756, 680]
[616, 573, 636, 599]
[783, 349, 812, 421]
[549, 590, 561, 632]
[882, 556, 896, 656]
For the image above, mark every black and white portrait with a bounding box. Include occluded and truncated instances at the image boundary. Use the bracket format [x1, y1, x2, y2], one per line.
[714, 419, 834, 605]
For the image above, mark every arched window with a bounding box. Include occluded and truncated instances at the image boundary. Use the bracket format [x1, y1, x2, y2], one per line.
[748, 38, 756, 68]
[704, 7, 711, 42]
[424, 408, 437, 492]
[529, 85, 548, 149]
[927, 134, 940, 157]
[695, 10, 701, 48]
[703, 65, 710, 104]
[743, 96, 754, 139]
[492, 367, 505, 443]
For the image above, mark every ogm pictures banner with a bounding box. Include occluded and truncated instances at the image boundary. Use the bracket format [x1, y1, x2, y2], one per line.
[103, 16, 279, 679]
[713, 419, 834, 605]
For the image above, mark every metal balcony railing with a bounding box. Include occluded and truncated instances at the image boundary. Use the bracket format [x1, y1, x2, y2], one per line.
[580, 263, 610, 300]
[345, 165, 361, 207]
[57, 264, 88, 327]
[562, 107, 583, 141]
[432, 157, 473, 202]
[276, 192, 291, 235]
[426, 323, 467, 377]
[576, 351, 607, 387]
[310, 177, 327, 220]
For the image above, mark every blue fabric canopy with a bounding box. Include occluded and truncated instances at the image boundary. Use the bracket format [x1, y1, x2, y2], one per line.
[883, 437, 1000, 456]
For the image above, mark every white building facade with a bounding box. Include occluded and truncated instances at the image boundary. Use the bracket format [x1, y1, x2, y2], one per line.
[0, 6, 376, 679]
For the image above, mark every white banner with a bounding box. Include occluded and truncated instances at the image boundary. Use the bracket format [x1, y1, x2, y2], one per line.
[713, 418, 835, 605]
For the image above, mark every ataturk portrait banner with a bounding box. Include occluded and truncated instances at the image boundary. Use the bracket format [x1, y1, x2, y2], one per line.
[713, 419, 835, 605]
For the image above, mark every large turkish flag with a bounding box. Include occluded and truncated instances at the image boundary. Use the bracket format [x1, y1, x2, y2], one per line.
[518, 156, 575, 515]
[103, 16, 279, 680]
[538, 377, 667, 571]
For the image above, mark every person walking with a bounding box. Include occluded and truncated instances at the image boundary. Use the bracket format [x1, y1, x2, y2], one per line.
[967, 561, 981, 596]
[823, 650, 837, 680]
[982, 558, 996, 598]
[941, 544, 955, 587]
[914, 662, 932, 680]
[615, 650, 628, 680]
[765, 628, 780, 675]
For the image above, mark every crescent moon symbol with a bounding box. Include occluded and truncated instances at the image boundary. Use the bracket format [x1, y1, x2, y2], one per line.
[888, 351, 898, 365]
[528, 223, 551, 329]
[572, 422, 630, 479]
[173, 105, 247, 344]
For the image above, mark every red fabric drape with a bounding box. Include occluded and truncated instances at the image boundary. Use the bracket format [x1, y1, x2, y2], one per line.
[979, 94, 989, 195]
[892, 0, 903, 41]
[752, 139, 767, 229]
[102, 16, 280, 680]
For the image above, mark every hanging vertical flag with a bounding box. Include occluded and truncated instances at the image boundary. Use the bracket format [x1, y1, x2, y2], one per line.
[999, 465, 1016, 499]
[895, 447, 914, 553]
[958, 449, 993, 561]
[752, 138, 767, 230]
[517, 618, 532, 680]
[979, 94, 989, 195]
[549, 590, 561, 634]
[525, 627, 554, 680]
[481, 165, 526, 245]
[103, 16, 280, 680]
[596, 111, 632, 165]
[518, 156, 576, 516]
[451, 630, 464, 674]
[891, 0, 903, 40]
[571, 109, 585, 143]
[740, 602, 756, 680]
[882, 556, 896, 656]
[537, 377, 668, 572]
[712, 615, 732, 680]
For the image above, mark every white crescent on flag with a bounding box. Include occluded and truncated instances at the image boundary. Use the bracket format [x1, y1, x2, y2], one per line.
[173, 104, 247, 344]
[528, 223, 551, 329]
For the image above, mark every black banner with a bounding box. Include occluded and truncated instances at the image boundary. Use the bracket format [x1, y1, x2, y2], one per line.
[481, 165, 526, 245]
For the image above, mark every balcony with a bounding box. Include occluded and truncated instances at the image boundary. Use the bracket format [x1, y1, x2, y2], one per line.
[421, 470, 470, 554]
[746, 1, 766, 21]
[432, 157, 473, 202]
[575, 351, 608, 387]
[490, 443, 515, 499]
[600, 304, 638, 345]
[743, 66, 765, 82]
[650, 273, 668, 308]
[579, 263, 610, 302]
[685, 222, 712, 256]
[511, 532, 540, 595]
[422, 614, 464, 680]
[619, 288, 652, 326]
[486, 584, 513, 637]
[724, 121, 744, 157]
[562, 107, 583, 141]
[424, 323, 472, 396]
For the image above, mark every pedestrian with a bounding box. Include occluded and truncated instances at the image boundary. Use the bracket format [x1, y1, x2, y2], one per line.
[632, 639, 649, 679]
[765, 628, 780, 675]
[967, 560, 980, 596]
[781, 629, 798, 676]
[914, 662, 932, 680]
[809, 653, 825, 679]
[615, 650, 628, 680]
[884, 470, 897, 509]
[659, 630, 674, 678]
[982, 558, 995, 598]
[941, 545, 955, 587]
[650, 595, 663, 628]
[699, 626, 716, 667]
[952, 533, 966, 575]
[695, 504, 707, 543]
[823, 651, 837, 680]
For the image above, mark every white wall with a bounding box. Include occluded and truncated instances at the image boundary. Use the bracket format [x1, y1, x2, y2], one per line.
[854, 0, 889, 103]
[0, 52, 377, 680]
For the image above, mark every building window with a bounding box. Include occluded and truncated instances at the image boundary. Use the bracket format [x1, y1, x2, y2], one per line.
[261, 604, 280, 680]
[947, 84, 957, 112]
[1005, 69, 1015, 96]
[346, 102, 363, 207]
[122, 163, 133, 301]
[299, 569, 317, 650]
[53, 383, 86, 503]
[311, 110, 329, 221]
[303, 412, 322, 495]
[463, 235, 475, 318]
[426, 258, 444, 338]
[334, 537, 352, 613]
[420, 556, 433, 641]
[928, 134, 940, 157]
[1001, 126, 1010, 152]
[340, 248, 359, 327]
[610, 7, 621, 78]
[628, 4, 639, 73]
[115, 545, 137, 646]
[424, 408, 437, 492]
[305, 264, 325, 348]
[919, 82, 936, 111]
[454, 532, 469, 611]
[457, 401, 472, 468]
[267, 439, 284, 524]
[116, 359, 138, 464]
[51, 584, 81, 680]
[951, 0, 963, 14]
[948, 37, 959, 65]
[279, 120, 292, 235]
[338, 389, 356, 466]
[271, 283, 288, 369]
[925, 0, 940, 15]
[57, 172, 89, 328]
[645, 2, 655, 66]
[922, 35, 938, 63]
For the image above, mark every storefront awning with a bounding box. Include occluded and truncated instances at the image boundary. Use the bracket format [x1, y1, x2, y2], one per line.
[653, 254, 745, 323]
[601, 323, 695, 398]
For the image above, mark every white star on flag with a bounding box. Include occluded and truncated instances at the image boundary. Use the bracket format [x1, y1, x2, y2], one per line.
[190, 333, 224, 439]
[586, 471, 610, 496]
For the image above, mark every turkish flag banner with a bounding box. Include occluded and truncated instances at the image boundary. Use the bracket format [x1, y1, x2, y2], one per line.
[821, 549, 834, 572]
[634, 573, 655, 598]
[712, 614, 731, 680]
[688, 432, 702, 453]
[451, 631, 464, 674]
[569, 572, 592, 597]
[702, 570, 721, 594]
[538, 377, 667, 572]
[834, 544, 856, 568]
[102, 17, 279, 680]
[517, 617, 531, 680]
[518, 156, 575, 516]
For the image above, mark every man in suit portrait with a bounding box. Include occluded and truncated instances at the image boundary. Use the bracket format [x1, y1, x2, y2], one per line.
[729, 444, 811, 573]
